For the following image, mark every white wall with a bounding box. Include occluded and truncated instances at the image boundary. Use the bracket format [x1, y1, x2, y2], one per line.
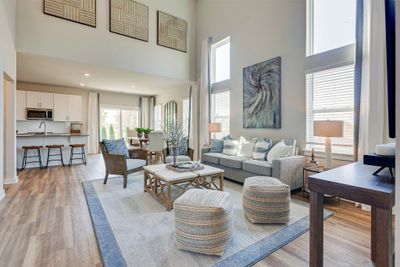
[0, 0, 17, 198]
[16, 0, 197, 81]
[196, 0, 306, 147]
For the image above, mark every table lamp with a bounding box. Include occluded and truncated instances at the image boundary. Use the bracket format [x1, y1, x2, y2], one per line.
[314, 120, 344, 170]
[208, 122, 222, 142]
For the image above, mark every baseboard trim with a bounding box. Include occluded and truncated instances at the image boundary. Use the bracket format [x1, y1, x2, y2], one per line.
[4, 176, 19, 184]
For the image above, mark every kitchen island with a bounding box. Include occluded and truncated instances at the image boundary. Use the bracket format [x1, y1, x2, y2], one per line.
[17, 132, 89, 169]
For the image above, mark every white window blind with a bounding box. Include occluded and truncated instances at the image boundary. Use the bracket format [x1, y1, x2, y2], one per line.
[211, 90, 230, 139]
[306, 64, 354, 155]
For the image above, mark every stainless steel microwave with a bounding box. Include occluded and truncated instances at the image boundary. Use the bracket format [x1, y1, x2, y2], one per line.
[26, 108, 53, 121]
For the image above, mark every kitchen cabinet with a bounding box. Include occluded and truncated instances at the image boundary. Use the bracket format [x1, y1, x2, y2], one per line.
[16, 90, 27, 120]
[53, 94, 83, 122]
[26, 91, 53, 109]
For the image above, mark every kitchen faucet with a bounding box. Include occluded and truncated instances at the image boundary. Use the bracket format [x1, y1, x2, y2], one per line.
[39, 121, 47, 135]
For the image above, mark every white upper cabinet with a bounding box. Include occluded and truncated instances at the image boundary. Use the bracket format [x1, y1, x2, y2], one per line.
[26, 91, 53, 109]
[16, 90, 27, 121]
[53, 94, 83, 122]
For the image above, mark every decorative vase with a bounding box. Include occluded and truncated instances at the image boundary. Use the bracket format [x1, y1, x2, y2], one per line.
[137, 132, 143, 138]
[145, 133, 149, 139]
[173, 147, 178, 167]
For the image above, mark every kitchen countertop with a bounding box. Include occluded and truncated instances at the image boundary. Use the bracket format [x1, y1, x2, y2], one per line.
[17, 132, 90, 137]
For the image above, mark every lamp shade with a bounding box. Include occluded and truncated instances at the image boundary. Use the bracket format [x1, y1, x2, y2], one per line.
[314, 120, 344, 137]
[208, 122, 222, 132]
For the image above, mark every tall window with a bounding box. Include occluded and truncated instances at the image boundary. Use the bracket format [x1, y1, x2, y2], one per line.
[211, 91, 230, 139]
[308, 0, 356, 55]
[100, 106, 139, 140]
[153, 104, 162, 131]
[211, 37, 230, 83]
[182, 98, 190, 136]
[306, 65, 355, 155]
[306, 0, 356, 157]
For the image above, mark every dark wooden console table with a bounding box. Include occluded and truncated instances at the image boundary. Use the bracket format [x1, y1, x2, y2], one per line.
[308, 162, 394, 267]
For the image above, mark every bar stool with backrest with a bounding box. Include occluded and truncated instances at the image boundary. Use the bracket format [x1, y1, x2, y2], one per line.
[69, 144, 87, 166]
[45, 144, 65, 168]
[21, 146, 43, 170]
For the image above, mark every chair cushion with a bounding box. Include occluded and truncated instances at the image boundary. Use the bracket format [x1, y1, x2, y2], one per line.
[242, 160, 273, 176]
[165, 155, 191, 164]
[103, 138, 130, 159]
[126, 159, 146, 170]
[219, 156, 249, 169]
[202, 153, 230, 164]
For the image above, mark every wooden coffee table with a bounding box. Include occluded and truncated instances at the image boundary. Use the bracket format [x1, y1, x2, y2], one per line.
[143, 164, 224, 210]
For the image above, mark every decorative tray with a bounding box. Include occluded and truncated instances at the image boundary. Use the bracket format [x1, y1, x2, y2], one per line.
[165, 162, 204, 173]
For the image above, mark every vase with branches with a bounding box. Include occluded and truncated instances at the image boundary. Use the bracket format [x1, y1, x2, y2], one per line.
[163, 120, 186, 167]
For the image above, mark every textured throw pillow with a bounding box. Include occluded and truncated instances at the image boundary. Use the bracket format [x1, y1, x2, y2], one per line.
[237, 136, 255, 157]
[222, 139, 240, 156]
[210, 139, 224, 153]
[267, 140, 294, 164]
[103, 138, 130, 159]
[252, 138, 273, 160]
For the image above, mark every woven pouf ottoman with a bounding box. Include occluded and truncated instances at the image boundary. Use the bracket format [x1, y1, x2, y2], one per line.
[243, 176, 290, 224]
[174, 189, 233, 256]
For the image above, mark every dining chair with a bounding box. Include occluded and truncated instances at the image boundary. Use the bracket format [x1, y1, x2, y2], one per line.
[126, 129, 140, 147]
[146, 131, 164, 162]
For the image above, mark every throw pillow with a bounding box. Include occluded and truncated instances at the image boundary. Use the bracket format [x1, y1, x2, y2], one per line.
[210, 139, 224, 153]
[237, 136, 255, 157]
[222, 139, 239, 156]
[267, 140, 294, 163]
[252, 138, 273, 160]
[103, 138, 130, 159]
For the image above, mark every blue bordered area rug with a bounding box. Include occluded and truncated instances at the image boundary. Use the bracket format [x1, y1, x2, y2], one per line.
[83, 174, 333, 267]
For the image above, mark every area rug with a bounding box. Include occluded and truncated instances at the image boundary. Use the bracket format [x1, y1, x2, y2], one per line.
[83, 172, 333, 267]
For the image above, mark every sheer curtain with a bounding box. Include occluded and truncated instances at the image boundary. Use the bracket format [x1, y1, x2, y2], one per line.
[357, 0, 390, 159]
[197, 38, 212, 159]
[87, 92, 99, 154]
[140, 96, 155, 129]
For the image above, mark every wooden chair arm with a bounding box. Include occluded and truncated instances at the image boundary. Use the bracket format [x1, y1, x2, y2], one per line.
[188, 148, 194, 161]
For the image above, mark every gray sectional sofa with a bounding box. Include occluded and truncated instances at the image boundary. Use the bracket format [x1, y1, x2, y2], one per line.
[201, 139, 305, 190]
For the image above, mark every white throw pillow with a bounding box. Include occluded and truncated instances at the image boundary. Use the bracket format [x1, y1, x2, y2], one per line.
[237, 136, 255, 157]
[267, 140, 294, 163]
[222, 139, 240, 156]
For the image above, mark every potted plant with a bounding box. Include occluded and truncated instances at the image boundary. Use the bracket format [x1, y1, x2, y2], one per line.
[135, 127, 144, 138]
[143, 128, 153, 139]
[163, 121, 185, 167]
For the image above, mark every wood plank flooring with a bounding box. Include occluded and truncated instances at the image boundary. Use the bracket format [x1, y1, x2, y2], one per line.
[0, 155, 377, 266]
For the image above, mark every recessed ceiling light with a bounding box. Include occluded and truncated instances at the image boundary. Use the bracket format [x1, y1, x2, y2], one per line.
[80, 83, 85, 87]
[131, 85, 136, 88]
[84, 73, 91, 77]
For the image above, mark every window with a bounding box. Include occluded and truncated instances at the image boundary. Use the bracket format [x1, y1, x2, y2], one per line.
[153, 104, 162, 131]
[307, 0, 356, 55]
[211, 90, 230, 139]
[306, 64, 355, 155]
[211, 37, 230, 83]
[182, 98, 190, 136]
[100, 106, 139, 140]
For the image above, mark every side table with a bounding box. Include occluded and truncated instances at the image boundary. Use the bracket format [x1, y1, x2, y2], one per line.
[303, 165, 325, 197]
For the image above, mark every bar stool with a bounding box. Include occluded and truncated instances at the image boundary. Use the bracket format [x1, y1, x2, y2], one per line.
[45, 145, 65, 168]
[69, 144, 87, 166]
[21, 146, 43, 170]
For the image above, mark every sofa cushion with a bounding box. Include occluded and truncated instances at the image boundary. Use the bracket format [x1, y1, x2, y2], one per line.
[219, 156, 250, 169]
[267, 140, 295, 164]
[222, 139, 240, 156]
[238, 136, 256, 157]
[209, 139, 224, 153]
[252, 138, 273, 160]
[202, 153, 230, 164]
[242, 160, 273, 176]
[165, 155, 192, 164]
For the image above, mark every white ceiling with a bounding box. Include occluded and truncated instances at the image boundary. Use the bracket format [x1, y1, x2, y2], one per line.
[17, 53, 191, 96]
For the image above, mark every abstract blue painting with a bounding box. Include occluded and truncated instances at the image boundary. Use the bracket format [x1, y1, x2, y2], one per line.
[243, 57, 281, 129]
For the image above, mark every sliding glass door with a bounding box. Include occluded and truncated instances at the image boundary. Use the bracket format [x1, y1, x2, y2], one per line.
[100, 105, 139, 140]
